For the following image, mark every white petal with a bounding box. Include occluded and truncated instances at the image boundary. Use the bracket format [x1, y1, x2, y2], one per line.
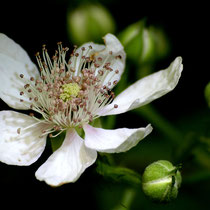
[83, 124, 152, 153]
[70, 33, 126, 88]
[98, 57, 183, 116]
[98, 33, 126, 88]
[35, 129, 97, 186]
[0, 111, 48, 166]
[0, 33, 39, 109]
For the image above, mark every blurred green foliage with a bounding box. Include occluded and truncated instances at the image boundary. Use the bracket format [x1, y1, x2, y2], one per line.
[205, 82, 210, 107]
[67, 3, 115, 44]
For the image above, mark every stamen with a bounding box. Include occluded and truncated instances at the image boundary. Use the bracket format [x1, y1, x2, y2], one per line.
[19, 41, 119, 131]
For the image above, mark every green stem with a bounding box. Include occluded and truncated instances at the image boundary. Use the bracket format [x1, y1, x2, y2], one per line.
[135, 104, 183, 146]
[112, 188, 136, 210]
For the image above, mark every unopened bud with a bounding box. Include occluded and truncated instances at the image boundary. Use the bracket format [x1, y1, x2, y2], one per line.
[67, 4, 115, 44]
[142, 160, 182, 203]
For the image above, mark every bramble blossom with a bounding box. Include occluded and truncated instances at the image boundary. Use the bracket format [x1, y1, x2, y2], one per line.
[0, 33, 183, 186]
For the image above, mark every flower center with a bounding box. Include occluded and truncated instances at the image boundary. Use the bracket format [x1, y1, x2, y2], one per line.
[18, 43, 120, 137]
[60, 83, 80, 102]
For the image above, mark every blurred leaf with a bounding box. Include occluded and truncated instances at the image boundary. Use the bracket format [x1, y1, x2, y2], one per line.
[204, 81, 210, 107]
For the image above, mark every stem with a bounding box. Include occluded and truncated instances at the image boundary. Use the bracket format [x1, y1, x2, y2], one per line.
[135, 104, 183, 146]
[112, 188, 136, 210]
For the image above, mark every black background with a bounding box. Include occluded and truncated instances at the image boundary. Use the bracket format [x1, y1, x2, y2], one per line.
[0, 0, 209, 209]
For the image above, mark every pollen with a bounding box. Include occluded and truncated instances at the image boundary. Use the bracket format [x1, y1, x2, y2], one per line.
[60, 83, 80, 101]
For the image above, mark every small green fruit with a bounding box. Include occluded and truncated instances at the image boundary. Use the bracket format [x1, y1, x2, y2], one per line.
[142, 160, 182, 203]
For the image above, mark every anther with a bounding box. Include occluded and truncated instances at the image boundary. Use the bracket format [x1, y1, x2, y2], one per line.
[98, 57, 103, 61]
[17, 128, 21, 134]
[115, 70, 119, 74]
[70, 68, 75, 72]
[94, 63, 100, 68]
[98, 70, 104, 76]
[24, 84, 30, 89]
[20, 91, 24, 95]
[113, 80, 118, 85]
[114, 104, 118, 108]
[115, 55, 122, 59]
[20, 74, 24, 78]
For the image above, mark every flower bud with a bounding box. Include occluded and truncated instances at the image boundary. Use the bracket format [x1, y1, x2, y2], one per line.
[67, 4, 115, 44]
[142, 160, 182, 203]
[118, 21, 144, 63]
[119, 22, 170, 65]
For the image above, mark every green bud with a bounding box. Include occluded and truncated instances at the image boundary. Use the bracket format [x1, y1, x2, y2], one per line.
[142, 160, 182, 203]
[140, 28, 156, 63]
[204, 82, 210, 107]
[67, 4, 115, 44]
[119, 21, 170, 66]
[118, 21, 144, 63]
[149, 26, 170, 60]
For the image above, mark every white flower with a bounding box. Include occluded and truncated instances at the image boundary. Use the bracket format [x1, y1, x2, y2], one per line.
[0, 33, 183, 186]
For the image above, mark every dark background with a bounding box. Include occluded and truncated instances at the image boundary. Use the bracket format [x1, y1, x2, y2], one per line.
[1, 0, 210, 209]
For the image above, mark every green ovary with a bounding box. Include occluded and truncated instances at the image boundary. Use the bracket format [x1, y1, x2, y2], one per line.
[60, 83, 80, 101]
